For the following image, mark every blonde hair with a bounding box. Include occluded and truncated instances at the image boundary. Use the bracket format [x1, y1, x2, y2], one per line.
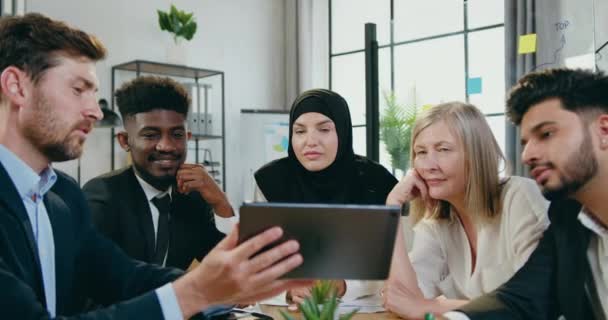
[409, 102, 506, 225]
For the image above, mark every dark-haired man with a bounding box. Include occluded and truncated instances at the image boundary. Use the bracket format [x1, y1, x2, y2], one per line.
[83, 76, 234, 270]
[439, 68, 608, 320]
[0, 13, 306, 319]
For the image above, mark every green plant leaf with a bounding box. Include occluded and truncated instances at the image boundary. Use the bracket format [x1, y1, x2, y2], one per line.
[315, 281, 333, 305]
[170, 4, 179, 18]
[379, 90, 419, 170]
[184, 12, 194, 22]
[180, 21, 197, 40]
[157, 11, 171, 32]
[158, 4, 197, 42]
[289, 280, 360, 320]
[339, 309, 359, 320]
[300, 299, 321, 320]
[319, 293, 338, 320]
[170, 12, 181, 34]
[177, 11, 193, 25]
[279, 309, 296, 320]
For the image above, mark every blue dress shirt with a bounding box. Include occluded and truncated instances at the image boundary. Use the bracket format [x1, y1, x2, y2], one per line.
[0, 144, 57, 316]
[0, 145, 184, 318]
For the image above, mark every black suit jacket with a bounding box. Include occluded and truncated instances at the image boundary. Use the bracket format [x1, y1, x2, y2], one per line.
[0, 162, 182, 319]
[460, 198, 601, 320]
[82, 167, 224, 270]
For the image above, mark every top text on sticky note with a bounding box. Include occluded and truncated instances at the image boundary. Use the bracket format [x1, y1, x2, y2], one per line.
[519, 33, 537, 54]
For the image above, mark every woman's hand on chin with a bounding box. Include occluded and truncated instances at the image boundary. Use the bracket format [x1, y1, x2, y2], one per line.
[386, 169, 429, 206]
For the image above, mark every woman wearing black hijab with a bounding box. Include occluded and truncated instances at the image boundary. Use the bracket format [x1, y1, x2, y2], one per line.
[253, 89, 398, 309]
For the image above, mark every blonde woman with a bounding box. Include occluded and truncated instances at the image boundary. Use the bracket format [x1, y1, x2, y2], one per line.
[382, 102, 550, 318]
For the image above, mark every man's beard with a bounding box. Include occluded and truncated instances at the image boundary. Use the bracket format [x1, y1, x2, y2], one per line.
[540, 129, 598, 201]
[132, 161, 177, 191]
[23, 92, 88, 162]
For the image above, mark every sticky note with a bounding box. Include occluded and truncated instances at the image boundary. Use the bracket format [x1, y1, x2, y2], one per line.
[467, 77, 482, 95]
[518, 34, 537, 54]
[422, 104, 434, 111]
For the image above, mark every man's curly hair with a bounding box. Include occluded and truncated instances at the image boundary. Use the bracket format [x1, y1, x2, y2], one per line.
[507, 68, 608, 124]
[115, 76, 191, 120]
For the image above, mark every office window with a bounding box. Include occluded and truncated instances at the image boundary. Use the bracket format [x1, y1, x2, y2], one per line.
[394, 35, 466, 106]
[394, 0, 464, 42]
[331, 52, 367, 125]
[331, 0, 391, 53]
[468, 27, 506, 115]
[330, 0, 506, 170]
[467, 0, 504, 29]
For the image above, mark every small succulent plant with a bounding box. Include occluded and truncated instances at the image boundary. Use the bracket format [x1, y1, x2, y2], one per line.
[280, 281, 358, 320]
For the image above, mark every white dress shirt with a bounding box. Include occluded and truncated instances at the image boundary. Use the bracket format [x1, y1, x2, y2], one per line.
[134, 174, 238, 319]
[444, 209, 608, 320]
[411, 177, 550, 300]
[578, 211, 608, 319]
[134, 173, 236, 238]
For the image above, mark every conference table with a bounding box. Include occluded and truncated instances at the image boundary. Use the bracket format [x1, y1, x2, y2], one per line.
[256, 305, 402, 319]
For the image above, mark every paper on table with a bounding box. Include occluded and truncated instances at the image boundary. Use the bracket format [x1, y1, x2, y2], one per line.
[260, 293, 386, 314]
[259, 295, 288, 306]
[339, 293, 385, 314]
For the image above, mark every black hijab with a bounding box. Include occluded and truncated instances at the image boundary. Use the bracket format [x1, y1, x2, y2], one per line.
[255, 89, 397, 204]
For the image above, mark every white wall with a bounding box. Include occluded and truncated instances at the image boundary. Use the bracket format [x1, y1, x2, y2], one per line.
[283, 0, 331, 106]
[596, 0, 608, 72]
[297, 0, 329, 91]
[27, 0, 288, 206]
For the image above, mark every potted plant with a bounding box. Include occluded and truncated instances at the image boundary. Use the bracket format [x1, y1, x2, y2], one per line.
[380, 91, 419, 173]
[157, 4, 197, 64]
[280, 281, 357, 320]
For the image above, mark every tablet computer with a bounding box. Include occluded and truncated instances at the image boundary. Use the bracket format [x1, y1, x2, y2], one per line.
[238, 202, 400, 280]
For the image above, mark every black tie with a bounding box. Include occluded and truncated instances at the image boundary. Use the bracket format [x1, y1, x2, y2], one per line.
[151, 195, 171, 265]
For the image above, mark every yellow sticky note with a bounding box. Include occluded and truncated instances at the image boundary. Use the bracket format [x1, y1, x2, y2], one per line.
[421, 104, 434, 111]
[518, 33, 537, 54]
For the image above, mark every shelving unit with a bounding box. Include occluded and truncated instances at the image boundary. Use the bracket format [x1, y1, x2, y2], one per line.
[111, 60, 226, 190]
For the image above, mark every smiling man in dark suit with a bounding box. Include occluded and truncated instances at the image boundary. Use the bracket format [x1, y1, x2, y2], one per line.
[0, 13, 306, 319]
[83, 76, 235, 270]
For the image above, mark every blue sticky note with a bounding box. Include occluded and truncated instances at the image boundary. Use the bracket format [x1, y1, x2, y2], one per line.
[467, 77, 482, 95]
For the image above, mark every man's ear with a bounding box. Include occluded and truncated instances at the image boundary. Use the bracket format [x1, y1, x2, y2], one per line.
[596, 114, 608, 150]
[187, 131, 192, 140]
[0, 66, 31, 107]
[116, 131, 131, 152]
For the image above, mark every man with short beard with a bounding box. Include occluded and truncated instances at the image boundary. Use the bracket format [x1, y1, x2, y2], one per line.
[437, 68, 608, 320]
[83, 76, 235, 270]
[0, 13, 307, 320]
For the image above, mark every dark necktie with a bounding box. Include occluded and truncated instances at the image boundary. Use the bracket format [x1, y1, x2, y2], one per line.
[151, 195, 171, 265]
